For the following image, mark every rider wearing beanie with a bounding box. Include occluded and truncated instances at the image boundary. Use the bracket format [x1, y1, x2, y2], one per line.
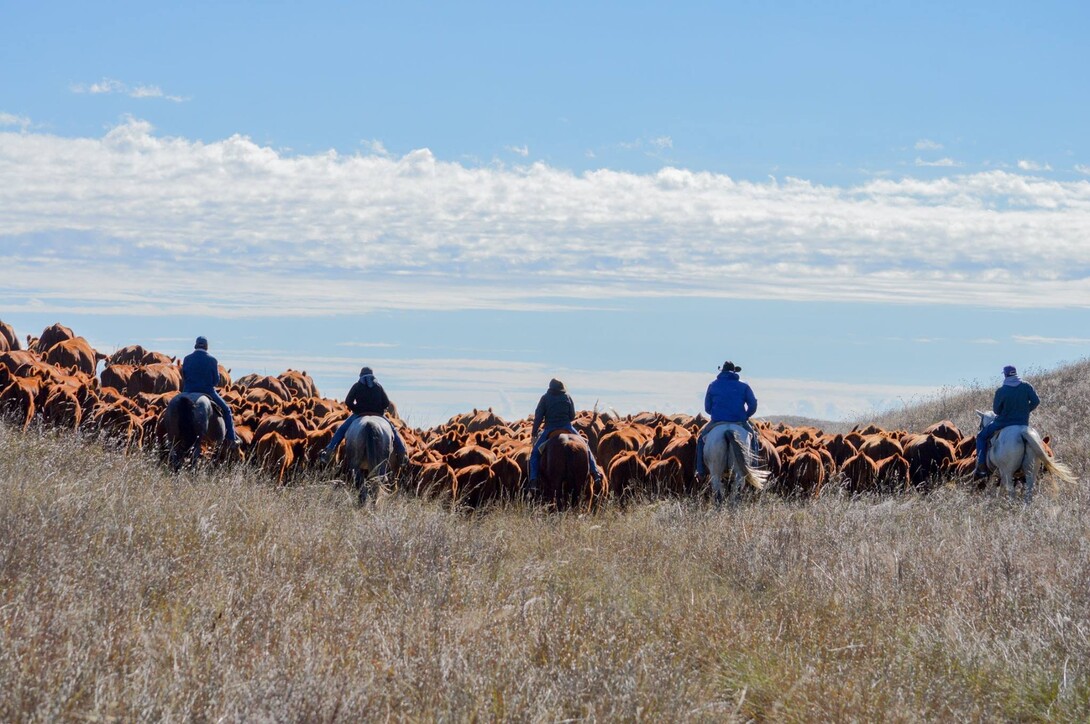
[527, 378, 603, 491]
[321, 366, 407, 463]
[974, 365, 1040, 478]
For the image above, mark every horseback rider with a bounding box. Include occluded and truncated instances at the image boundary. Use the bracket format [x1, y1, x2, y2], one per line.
[320, 367, 407, 464]
[181, 336, 239, 445]
[694, 361, 758, 481]
[526, 378, 604, 492]
[974, 365, 1040, 479]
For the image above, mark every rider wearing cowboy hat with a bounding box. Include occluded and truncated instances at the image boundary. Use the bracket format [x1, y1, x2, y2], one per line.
[694, 361, 758, 481]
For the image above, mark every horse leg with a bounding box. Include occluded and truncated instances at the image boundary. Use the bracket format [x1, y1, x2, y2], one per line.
[1022, 465, 1036, 505]
[354, 468, 369, 506]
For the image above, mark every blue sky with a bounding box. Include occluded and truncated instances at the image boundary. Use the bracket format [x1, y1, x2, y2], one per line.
[3, 1, 1089, 425]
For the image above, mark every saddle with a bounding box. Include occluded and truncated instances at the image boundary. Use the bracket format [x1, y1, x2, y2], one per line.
[537, 428, 580, 454]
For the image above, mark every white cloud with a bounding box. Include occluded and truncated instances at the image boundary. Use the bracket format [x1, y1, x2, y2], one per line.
[649, 136, 673, 149]
[1075, 164, 1090, 175]
[915, 139, 943, 150]
[201, 347, 941, 426]
[506, 144, 529, 157]
[364, 139, 389, 156]
[71, 78, 188, 102]
[335, 341, 400, 348]
[1017, 159, 1052, 172]
[0, 112, 31, 131]
[1013, 335, 1090, 345]
[3, 117, 1090, 319]
[914, 157, 961, 167]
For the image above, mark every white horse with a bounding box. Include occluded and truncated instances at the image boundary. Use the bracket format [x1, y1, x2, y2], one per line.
[975, 411, 1077, 504]
[701, 423, 768, 507]
[342, 415, 397, 505]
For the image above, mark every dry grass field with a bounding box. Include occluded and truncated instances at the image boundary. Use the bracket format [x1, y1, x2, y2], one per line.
[2, 361, 1088, 721]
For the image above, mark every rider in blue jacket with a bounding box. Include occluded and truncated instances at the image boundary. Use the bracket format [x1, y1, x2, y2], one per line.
[694, 361, 758, 479]
[975, 365, 1040, 478]
[181, 336, 239, 444]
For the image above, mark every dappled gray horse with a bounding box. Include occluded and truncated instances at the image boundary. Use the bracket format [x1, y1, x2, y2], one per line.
[701, 422, 768, 507]
[342, 415, 397, 505]
[975, 410, 1077, 504]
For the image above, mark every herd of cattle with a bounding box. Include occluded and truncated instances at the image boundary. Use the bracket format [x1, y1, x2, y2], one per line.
[1, 321, 1020, 507]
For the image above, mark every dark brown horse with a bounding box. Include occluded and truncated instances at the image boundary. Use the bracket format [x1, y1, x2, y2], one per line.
[538, 432, 600, 511]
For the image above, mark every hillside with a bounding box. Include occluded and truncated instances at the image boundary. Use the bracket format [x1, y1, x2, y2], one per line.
[1, 361, 1088, 720]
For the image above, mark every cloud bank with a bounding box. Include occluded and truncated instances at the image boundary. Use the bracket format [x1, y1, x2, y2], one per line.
[70, 79, 188, 102]
[2, 117, 1090, 316]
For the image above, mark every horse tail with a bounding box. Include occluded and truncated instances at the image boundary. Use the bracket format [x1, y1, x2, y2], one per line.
[1022, 429, 1078, 486]
[365, 420, 383, 472]
[727, 431, 768, 491]
[176, 396, 196, 447]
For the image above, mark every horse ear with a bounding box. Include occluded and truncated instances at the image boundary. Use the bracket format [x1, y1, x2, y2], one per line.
[1042, 435, 1051, 444]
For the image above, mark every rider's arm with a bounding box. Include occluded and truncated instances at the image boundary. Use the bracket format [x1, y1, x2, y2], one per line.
[566, 395, 576, 423]
[344, 383, 360, 413]
[992, 388, 1004, 416]
[745, 385, 758, 418]
[704, 385, 713, 415]
[532, 396, 545, 438]
[1028, 385, 1040, 412]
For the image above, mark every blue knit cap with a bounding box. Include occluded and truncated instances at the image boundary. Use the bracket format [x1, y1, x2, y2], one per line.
[194, 336, 208, 350]
[1003, 365, 1017, 377]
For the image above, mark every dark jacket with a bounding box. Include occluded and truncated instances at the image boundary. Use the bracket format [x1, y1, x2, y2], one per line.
[345, 375, 392, 416]
[993, 380, 1040, 426]
[704, 370, 757, 422]
[181, 350, 220, 394]
[533, 388, 576, 436]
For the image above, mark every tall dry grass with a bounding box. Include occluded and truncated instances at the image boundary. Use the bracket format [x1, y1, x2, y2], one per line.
[1, 360, 1088, 720]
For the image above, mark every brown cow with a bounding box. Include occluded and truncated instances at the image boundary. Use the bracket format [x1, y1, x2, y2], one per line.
[31, 323, 75, 354]
[446, 444, 497, 469]
[100, 364, 135, 393]
[780, 447, 826, 498]
[902, 434, 957, 491]
[453, 464, 497, 507]
[127, 363, 183, 396]
[648, 456, 686, 495]
[407, 460, 457, 498]
[278, 369, 319, 399]
[0, 320, 19, 351]
[840, 451, 879, 494]
[875, 454, 910, 493]
[44, 337, 106, 377]
[1, 374, 43, 429]
[823, 434, 858, 468]
[924, 420, 962, 446]
[859, 434, 904, 462]
[606, 450, 650, 498]
[253, 431, 295, 484]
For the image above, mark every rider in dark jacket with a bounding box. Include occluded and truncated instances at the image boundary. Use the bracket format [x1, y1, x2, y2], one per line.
[694, 361, 758, 478]
[975, 365, 1040, 477]
[321, 367, 407, 462]
[181, 336, 238, 444]
[527, 378, 603, 490]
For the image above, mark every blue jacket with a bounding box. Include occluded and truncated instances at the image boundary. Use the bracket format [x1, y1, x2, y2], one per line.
[181, 350, 220, 394]
[993, 380, 1040, 426]
[705, 371, 757, 422]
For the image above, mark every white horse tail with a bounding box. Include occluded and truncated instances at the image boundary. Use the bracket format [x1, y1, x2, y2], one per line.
[727, 432, 768, 491]
[1021, 429, 1078, 486]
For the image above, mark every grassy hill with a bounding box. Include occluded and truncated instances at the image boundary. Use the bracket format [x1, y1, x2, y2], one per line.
[1, 361, 1087, 720]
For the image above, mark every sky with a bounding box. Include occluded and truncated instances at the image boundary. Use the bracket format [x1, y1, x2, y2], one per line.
[2, 1, 1089, 426]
